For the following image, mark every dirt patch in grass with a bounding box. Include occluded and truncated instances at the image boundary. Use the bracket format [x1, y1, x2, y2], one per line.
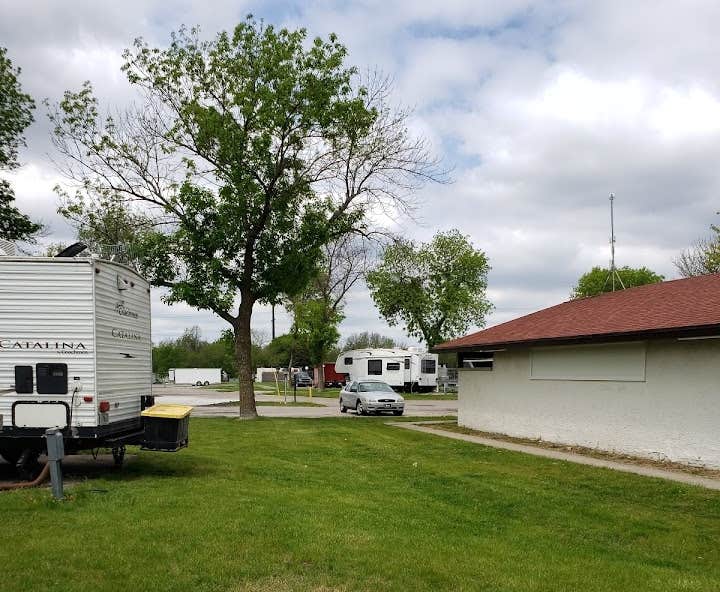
[429, 421, 720, 480]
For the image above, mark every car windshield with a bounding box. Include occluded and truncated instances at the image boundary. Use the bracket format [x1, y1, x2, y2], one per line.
[358, 382, 394, 393]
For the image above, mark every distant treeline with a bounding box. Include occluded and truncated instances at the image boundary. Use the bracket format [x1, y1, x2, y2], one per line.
[152, 328, 410, 378]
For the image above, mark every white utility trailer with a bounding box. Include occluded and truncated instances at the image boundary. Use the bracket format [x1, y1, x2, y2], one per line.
[169, 367, 221, 386]
[334, 348, 439, 392]
[0, 249, 184, 478]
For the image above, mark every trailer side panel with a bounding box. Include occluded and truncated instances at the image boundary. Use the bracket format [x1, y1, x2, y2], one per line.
[0, 259, 97, 427]
[94, 260, 152, 426]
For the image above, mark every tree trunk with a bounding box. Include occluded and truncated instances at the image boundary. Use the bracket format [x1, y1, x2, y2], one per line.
[235, 300, 258, 418]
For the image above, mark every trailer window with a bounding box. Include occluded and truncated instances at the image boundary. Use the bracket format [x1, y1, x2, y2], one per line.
[386, 362, 400, 371]
[14, 366, 33, 394]
[404, 358, 410, 370]
[421, 359, 436, 374]
[36, 363, 68, 395]
[367, 360, 382, 375]
[344, 357, 353, 365]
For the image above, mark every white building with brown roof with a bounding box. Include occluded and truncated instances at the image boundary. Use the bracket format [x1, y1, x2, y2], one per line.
[435, 274, 720, 468]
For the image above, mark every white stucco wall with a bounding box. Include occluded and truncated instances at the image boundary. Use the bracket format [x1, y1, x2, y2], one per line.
[458, 339, 720, 468]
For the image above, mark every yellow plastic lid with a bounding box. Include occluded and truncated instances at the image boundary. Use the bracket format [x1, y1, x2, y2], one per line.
[141, 404, 193, 419]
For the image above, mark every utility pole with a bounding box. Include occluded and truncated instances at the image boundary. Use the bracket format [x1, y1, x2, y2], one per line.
[271, 303, 276, 341]
[605, 193, 625, 291]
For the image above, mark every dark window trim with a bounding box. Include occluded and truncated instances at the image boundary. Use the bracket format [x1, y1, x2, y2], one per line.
[421, 359, 437, 374]
[367, 359, 383, 375]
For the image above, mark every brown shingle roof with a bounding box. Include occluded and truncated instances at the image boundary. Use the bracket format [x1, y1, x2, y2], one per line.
[435, 274, 720, 351]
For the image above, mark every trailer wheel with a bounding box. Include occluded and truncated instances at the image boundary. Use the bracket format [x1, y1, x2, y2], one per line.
[16, 448, 42, 481]
[195, 381, 202, 386]
[112, 445, 126, 467]
[203, 381, 210, 386]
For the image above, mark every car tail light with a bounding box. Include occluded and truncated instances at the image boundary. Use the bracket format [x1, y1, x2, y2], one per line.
[83, 396, 94, 403]
[99, 400, 110, 412]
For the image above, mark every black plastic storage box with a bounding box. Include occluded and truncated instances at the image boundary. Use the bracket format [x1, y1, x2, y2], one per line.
[141, 404, 192, 451]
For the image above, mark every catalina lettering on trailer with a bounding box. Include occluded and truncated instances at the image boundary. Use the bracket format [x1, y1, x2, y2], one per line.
[0, 339, 89, 353]
[111, 328, 143, 341]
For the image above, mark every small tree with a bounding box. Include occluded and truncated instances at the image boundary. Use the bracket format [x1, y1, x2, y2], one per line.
[50, 20, 442, 417]
[571, 266, 664, 299]
[675, 227, 720, 277]
[367, 230, 491, 349]
[58, 193, 154, 251]
[343, 331, 401, 350]
[0, 47, 41, 242]
[287, 234, 372, 388]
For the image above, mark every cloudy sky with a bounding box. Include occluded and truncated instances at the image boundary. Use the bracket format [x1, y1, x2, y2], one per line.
[3, 0, 719, 346]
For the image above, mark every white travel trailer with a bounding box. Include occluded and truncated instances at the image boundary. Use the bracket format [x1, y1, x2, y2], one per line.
[170, 367, 222, 386]
[0, 250, 170, 478]
[334, 348, 439, 392]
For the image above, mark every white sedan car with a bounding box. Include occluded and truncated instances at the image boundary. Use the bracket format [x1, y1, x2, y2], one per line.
[340, 380, 405, 416]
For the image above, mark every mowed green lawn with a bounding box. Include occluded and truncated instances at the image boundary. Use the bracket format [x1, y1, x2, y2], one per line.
[3, 418, 720, 592]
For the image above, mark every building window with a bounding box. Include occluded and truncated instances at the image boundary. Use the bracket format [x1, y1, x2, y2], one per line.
[344, 357, 353, 365]
[529, 343, 646, 381]
[404, 358, 410, 370]
[368, 359, 382, 375]
[459, 352, 494, 370]
[386, 362, 400, 371]
[421, 359, 436, 374]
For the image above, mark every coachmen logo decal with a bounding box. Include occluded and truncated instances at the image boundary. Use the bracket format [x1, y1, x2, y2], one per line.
[116, 301, 139, 318]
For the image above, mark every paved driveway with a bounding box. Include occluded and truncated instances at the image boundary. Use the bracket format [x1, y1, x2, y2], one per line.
[152, 384, 457, 418]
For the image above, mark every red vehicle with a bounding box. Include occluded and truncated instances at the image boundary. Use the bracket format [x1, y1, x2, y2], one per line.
[321, 362, 347, 388]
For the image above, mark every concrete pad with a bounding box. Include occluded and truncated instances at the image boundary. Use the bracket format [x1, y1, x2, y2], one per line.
[154, 383, 458, 419]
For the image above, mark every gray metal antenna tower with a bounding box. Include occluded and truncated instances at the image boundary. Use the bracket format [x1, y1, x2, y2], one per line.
[605, 193, 625, 291]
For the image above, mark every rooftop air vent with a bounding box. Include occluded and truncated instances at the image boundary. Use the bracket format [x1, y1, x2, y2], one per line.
[55, 242, 88, 258]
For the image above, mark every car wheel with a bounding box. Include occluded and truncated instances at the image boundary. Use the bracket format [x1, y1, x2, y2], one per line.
[340, 400, 348, 413]
[356, 400, 366, 416]
[392, 410, 404, 416]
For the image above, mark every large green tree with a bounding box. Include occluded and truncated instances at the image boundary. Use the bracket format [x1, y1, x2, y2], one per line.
[0, 47, 41, 242]
[50, 20, 440, 417]
[366, 230, 492, 349]
[571, 266, 664, 299]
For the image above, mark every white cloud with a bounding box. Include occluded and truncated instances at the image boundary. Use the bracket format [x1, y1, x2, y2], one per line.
[3, 0, 720, 344]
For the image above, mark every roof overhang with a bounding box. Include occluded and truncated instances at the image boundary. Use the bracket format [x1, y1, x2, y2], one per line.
[432, 323, 720, 353]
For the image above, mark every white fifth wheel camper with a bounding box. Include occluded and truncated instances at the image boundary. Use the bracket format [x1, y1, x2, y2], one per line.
[0, 248, 186, 478]
[334, 348, 439, 392]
